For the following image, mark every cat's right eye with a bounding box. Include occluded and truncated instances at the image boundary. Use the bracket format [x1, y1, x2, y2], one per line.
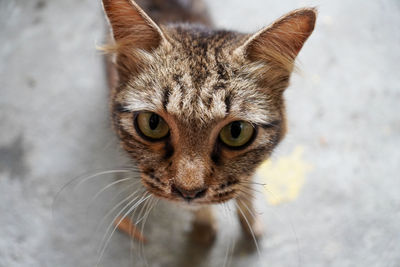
[135, 112, 169, 140]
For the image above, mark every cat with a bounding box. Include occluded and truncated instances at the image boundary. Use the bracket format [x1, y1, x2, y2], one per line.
[101, 0, 316, 244]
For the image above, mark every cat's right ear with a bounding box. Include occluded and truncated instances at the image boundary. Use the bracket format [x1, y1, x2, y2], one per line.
[102, 0, 167, 51]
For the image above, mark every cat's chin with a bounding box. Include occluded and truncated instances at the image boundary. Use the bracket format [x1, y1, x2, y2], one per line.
[174, 201, 209, 211]
[165, 195, 233, 209]
[147, 190, 219, 209]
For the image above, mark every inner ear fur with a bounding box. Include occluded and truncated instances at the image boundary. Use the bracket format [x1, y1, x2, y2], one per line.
[238, 8, 317, 71]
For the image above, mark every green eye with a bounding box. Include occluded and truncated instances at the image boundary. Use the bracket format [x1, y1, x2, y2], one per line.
[219, 121, 255, 148]
[136, 112, 169, 140]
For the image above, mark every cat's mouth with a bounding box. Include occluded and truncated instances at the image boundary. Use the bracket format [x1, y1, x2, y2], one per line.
[142, 180, 238, 205]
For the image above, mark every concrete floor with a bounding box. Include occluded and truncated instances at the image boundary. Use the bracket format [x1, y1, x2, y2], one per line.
[1, 0, 399, 266]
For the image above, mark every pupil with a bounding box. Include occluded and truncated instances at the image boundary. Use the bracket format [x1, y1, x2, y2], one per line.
[230, 121, 242, 139]
[149, 113, 159, 130]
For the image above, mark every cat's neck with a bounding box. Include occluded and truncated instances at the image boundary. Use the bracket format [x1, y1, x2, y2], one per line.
[135, 0, 212, 26]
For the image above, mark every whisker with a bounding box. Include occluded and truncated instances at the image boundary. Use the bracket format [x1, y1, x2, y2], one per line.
[236, 188, 257, 203]
[90, 177, 139, 204]
[135, 196, 152, 231]
[130, 207, 135, 267]
[237, 198, 257, 224]
[74, 169, 140, 189]
[98, 193, 144, 253]
[264, 187, 302, 267]
[221, 203, 229, 220]
[129, 194, 152, 266]
[140, 197, 158, 267]
[240, 180, 266, 187]
[223, 231, 234, 267]
[52, 168, 140, 219]
[224, 201, 236, 267]
[96, 193, 151, 266]
[107, 181, 141, 207]
[225, 201, 233, 213]
[235, 203, 261, 259]
[137, 198, 151, 266]
[222, 236, 230, 266]
[237, 188, 264, 208]
[236, 190, 265, 220]
[238, 182, 264, 195]
[86, 178, 140, 220]
[95, 187, 144, 236]
[221, 204, 231, 267]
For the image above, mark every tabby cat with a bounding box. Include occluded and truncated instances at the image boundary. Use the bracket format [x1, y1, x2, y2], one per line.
[102, 0, 316, 243]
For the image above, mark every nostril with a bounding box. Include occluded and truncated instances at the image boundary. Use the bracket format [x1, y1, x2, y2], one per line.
[194, 188, 207, 199]
[171, 184, 183, 197]
[171, 184, 207, 200]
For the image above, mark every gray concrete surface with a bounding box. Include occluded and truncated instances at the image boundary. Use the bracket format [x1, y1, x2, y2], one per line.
[1, 0, 399, 266]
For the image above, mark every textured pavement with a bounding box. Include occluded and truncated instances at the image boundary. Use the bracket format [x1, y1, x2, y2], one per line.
[1, 0, 399, 266]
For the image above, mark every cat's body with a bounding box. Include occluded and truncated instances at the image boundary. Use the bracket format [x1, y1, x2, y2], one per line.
[103, 0, 316, 243]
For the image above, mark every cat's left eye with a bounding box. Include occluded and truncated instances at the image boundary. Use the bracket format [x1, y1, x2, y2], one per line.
[135, 112, 169, 140]
[219, 121, 255, 148]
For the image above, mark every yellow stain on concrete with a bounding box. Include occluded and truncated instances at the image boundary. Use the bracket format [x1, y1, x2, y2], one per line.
[257, 146, 313, 205]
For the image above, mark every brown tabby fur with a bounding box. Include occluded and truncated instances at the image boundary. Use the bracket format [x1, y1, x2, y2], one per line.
[102, 0, 316, 241]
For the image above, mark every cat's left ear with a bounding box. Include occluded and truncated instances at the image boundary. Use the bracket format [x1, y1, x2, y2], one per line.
[236, 8, 317, 68]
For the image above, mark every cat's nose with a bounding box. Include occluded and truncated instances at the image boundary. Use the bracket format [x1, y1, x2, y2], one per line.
[171, 184, 207, 200]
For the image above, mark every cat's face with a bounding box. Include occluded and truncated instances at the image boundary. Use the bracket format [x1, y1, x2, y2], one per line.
[112, 28, 286, 204]
[103, 0, 316, 204]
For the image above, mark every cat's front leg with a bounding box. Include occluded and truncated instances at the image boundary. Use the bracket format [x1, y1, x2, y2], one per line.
[236, 192, 264, 239]
[190, 206, 217, 246]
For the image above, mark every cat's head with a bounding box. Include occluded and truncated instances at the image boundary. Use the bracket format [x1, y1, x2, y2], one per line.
[102, 0, 316, 204]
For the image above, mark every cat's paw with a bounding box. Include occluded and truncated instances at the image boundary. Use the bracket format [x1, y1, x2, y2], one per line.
[190, 220, 217, 246]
